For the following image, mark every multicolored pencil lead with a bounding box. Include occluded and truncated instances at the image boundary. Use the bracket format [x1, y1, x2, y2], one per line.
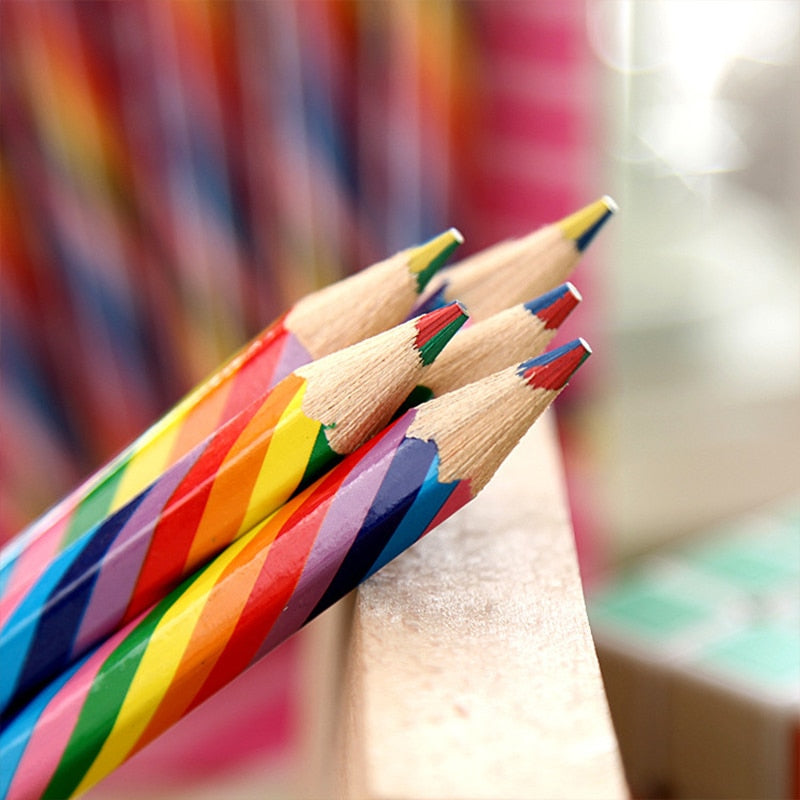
[558, 195, 618, 253]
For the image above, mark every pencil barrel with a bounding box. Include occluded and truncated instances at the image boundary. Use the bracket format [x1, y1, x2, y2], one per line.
[0, 306, 467, 719]
[0, 231, 463, 628]
[0, 416, 470, 800]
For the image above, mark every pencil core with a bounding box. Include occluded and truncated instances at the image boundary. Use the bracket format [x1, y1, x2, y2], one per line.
[407, 228, 464, 292]
[414, 302, 468, 365]
[557, 196, 617, 252]
[523, 282, 582, 330]
[518, 339, 592, 390]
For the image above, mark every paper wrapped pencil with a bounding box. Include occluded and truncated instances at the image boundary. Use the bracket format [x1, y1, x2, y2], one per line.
[0, 303, 468, 718]
[0, 229, 463, 619]
[0, 339, 591, 800]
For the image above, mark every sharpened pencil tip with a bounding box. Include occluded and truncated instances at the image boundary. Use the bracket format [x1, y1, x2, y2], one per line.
[557, 196, 617, 252]
[407, 228, 464, 293]
[517, 338, 591, 390]
[523, 282, 582, 330]
[414, 301, 468, 365]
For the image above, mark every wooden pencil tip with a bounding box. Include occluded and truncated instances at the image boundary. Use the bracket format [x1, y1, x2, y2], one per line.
[407, 228, 464, 293]
[523, 282, 582, 330]
[414, 301, 468, 365]
[517, 338, 591, 391]
[557, 196, 617, 252]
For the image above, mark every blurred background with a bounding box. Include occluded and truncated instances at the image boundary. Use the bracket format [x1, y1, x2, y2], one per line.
[0, 1, 797, 798]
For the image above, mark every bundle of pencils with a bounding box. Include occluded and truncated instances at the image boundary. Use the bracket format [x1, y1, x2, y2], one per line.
[1, 341, 590, 800]
[0, 229, 463, 617]
[0, 302, 469, 716]
[0, 196, 611, 616]
[0, 197, 614, 798]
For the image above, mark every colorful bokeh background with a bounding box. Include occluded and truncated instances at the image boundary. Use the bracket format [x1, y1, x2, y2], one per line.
[0, 0, 600, 535]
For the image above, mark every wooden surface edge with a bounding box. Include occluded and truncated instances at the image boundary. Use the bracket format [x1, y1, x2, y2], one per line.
[332, 411, 628, 799]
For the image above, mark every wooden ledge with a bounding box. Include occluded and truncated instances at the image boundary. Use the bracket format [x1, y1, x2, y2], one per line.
[332, 411, 627, 799]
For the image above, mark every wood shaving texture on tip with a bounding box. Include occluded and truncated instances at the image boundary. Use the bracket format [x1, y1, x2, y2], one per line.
[286, 251, 417, 357]
[446, 226, 578, 322]
[421, 304, 552, 397]
[407, 368, 559, 493]
[297, 323, 424, 454]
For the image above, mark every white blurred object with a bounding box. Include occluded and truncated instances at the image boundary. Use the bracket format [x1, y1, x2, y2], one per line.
[587, 0, 800, 558]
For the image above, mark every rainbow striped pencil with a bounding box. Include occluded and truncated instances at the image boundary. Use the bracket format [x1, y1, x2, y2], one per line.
[413, 196, 615, 321]
[404, 281, 581, 408]
[0, 303, 467, 718]
[0, 229, 462, 623]
[0, 339, 590, 800]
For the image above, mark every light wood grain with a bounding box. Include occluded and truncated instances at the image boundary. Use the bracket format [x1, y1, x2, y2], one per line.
[334, 411, 627, 799]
